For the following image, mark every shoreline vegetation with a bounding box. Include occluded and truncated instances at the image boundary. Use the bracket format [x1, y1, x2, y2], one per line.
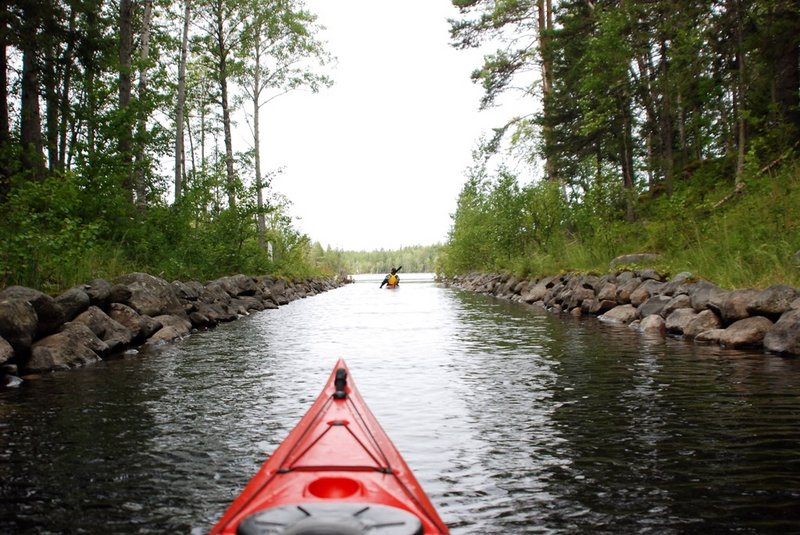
[438, 1, 800, 305]
[436, 158, 800, 292]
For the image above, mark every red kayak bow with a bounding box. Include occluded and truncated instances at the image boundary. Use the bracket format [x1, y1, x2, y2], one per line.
[209, 359, 449, 535]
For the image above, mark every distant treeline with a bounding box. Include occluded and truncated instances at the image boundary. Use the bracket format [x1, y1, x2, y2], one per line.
[335, 245, 442, 275]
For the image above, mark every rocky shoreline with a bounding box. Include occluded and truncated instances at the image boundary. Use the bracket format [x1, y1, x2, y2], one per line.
[442, 270, 800, 357]
[0, 272, 349, 386]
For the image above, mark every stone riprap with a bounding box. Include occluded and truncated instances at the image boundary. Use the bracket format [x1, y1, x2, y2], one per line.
[442, 271, 800, 357]
[0, 272, 348, 383]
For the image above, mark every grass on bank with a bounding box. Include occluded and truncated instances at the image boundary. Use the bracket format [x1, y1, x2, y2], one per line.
[438, 156, 800, 290]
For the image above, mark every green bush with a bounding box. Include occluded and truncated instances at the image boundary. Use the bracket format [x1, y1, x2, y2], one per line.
[439, 152, 800, 288]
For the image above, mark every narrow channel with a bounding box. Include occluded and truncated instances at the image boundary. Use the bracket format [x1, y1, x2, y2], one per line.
[2, 274, 799, 533]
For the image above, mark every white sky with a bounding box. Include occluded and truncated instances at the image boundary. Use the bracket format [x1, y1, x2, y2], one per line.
[259, 0, 527, 252]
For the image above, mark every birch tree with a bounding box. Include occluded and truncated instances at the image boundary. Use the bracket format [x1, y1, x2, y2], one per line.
[130, 0, 154, 208]
[238, 0, 331, 245]
[196, 0, 245, 208]
[175, 0, 191, 199]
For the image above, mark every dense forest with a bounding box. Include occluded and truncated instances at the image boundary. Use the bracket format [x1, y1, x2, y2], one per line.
[0, 0, 349, 292]
[1, 1, 798, 293]
[442, 0, 800, 288]
[335, 245, 442, 275]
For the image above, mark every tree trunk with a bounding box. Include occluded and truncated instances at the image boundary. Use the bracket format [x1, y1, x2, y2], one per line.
[729, 0, 747, 184]
[772, 0, 800, 135]
[215, 2, 237, 208]
[621, 95, 635, 222]
[175, 0, 190, 201]
[251, 22, 268, 247]
[119, 0, 134, 199]
[659, 39, 674, 195]
[133, 0, 153, 209]
[20, 16, 46, 182]
[58, 7, 77, 173]
[0, 2, 11, 198]
[43, 44, 59, 173]
[537, 0, 557, 183]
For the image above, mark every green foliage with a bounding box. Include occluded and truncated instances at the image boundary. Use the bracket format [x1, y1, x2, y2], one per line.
[440, 149, 800, 288]
[0, 175, 100, 291]
[0, 168, 328, 292]
[336, 245, 442, 275]
[449, 0, 800, 290]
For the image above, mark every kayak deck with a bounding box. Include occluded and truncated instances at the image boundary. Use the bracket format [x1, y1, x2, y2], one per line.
[210, 359, 449, 534]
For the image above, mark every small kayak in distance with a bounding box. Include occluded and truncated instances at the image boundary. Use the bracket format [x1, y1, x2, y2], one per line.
[209, 359, 449, 535]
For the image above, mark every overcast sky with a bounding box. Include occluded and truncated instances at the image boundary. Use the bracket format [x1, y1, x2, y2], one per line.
[260, 0, 520, 252]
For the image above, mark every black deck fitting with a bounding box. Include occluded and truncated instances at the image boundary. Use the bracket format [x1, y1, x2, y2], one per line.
[334, 368, 348, 399]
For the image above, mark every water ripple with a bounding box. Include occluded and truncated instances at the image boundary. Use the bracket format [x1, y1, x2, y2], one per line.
[1, 279, 800, 533]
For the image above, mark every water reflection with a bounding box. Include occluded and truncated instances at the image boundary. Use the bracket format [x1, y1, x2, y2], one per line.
[1, 279, 799, 533]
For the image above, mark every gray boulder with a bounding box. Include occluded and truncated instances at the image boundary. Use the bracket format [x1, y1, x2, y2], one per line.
[188, 310, 215, 329]
[0, 336, 13, 366]
[637, 269, 664, 281]
[684, 309, 723, 338]
[232, 295, 266, 313]
[763, 310, 800, 355]
[55, 287, 91, 321]
[690, 280, 725, 311]
[564, 287, 595, 311]
[194, 302, 237, 324]
[638, 295, 672, 319]
[153, 315, 192, 336]
[74, 306, 133, 353]
[200, 281, 233, 306]
[662, 294, 692, 318]
[639, 314, 666, 336]
[0, 297, 38, 355]
[146, 314, 192, 345]
[630, 280, 666, 307]
[108, 303, 162, 342]
[596, 282, 618, 302]
[599, 304, 639, 324]
[521, 282, 549, 304]
[59, 321, 111, 356]
[171, 280, 202, 301]
[616, 271, 637, 284]
[719, 316, 774, 349]
[615, 278, 643, 304]
[217, 274, 258, 297]
[27, 327, 103, 372]
[271, 280, 290, 305]
[108, 284, 133, 304]
[661, 272, 695, 296]
[666, 308, 698, 335]
[0, 286, 65, 338]
[84, 278, 112, 305]
[116, 272, 186, 318]
[695, 329, 725, 344]
[747, 285, 800, 319]
[717, 288, 760, 324]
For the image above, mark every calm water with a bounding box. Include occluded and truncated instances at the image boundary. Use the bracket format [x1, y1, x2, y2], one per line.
[1, 274, 799, 534]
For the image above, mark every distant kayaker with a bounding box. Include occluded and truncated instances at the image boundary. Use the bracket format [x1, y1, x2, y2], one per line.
[380, 267, 400, 288]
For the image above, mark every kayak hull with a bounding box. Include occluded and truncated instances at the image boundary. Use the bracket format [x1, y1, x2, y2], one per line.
[209, 359, 448, 534]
